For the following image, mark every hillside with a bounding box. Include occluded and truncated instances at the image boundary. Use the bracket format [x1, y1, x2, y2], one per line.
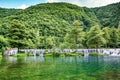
[0, 3, 99, 30]
[93, 2, 120, 28]
[0, 8, 21, 18]
[0, 2, 120, 49]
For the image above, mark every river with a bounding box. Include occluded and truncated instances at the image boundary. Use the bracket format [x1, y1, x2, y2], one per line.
[0, 56, 120, 80]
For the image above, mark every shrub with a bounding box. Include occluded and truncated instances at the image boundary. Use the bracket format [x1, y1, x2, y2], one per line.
[64, 52, 72, 56]
[89, 52, 99, 56]
[78, 53, 84, 56]
[64, 52, 82, 56]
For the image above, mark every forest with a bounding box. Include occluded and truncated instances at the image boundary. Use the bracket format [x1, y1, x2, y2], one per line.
[0, 2, 120, 52]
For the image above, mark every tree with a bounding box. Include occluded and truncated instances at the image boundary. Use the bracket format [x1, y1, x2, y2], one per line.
[62, 33, 73, 48]
[109, 27, 119, 48]
[86, 25, 106, 48]
[102, 27, 110, 48]
[7, 20, 28, 48]
[46, 36, 56, 49]
[117, 27, 120, 47]
[28, 28, 41, 48]
[64, 20, 85, 48]
[0, 35, 9, 52]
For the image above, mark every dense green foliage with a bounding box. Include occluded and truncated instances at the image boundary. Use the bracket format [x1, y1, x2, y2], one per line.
[0, 8, 21, 18]
[61, 20, 85, 48]
[0, 36, 8, 52]
[86, 25, 106, 48]
[93, 2, 120, 28]
[0, 2, 120, 50]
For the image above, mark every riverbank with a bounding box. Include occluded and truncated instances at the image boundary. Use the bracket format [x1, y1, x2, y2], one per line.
[9, 52, 109, 57]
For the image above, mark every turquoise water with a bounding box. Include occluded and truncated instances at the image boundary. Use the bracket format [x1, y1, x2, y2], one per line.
[0, 56, 120, 80]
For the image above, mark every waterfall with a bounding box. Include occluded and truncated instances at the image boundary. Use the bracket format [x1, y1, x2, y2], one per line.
[19, 49, 120, 56]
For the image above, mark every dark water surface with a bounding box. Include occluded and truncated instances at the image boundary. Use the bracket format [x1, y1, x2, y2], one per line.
[0, 56, 120, 80]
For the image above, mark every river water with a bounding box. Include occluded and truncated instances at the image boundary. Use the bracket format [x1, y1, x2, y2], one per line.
[0, 56, 120, 80]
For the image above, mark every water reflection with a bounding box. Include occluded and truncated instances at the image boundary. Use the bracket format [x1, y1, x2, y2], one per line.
[0, 57, 17, 63]
[0, 56, 120, 80]
[24, 56, 44, 62]
[0, 56, 45, 63]
[1, 56, 120, 64]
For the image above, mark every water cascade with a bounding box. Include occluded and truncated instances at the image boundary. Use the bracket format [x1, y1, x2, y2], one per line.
[20, 49, 120, 56]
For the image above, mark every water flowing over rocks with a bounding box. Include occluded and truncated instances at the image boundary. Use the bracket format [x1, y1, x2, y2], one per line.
[20, 49, 120, 56]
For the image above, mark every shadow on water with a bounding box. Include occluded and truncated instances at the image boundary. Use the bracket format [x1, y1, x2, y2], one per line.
[0, 56, 120, 80]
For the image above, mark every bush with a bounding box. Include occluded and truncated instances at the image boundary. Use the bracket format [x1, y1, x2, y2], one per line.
[78, 53, 84, 56]
[89, 52, 99, 56]
[64, 53, 71, 56]
[64, 52, 76, 56]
